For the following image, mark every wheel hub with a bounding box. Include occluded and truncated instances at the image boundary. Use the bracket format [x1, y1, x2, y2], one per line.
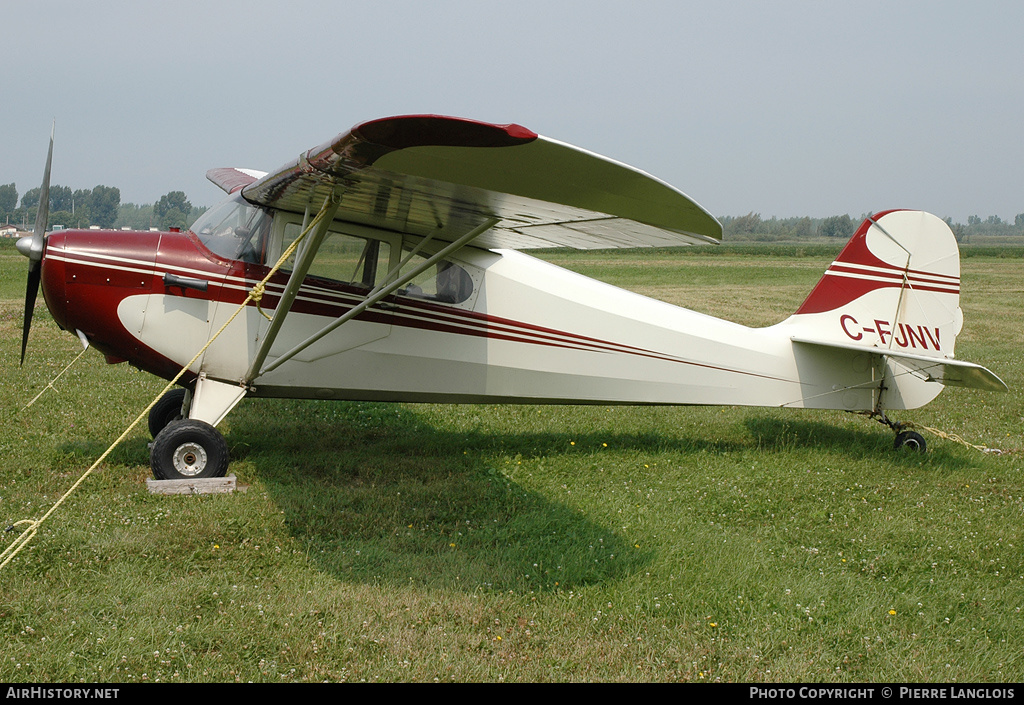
[172, 442, 208, 476]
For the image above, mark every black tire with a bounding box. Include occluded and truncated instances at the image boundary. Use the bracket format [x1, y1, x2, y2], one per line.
[148, 388, 188, 438]
[893, 430, 927, 453]
[150, 419, 229, 480]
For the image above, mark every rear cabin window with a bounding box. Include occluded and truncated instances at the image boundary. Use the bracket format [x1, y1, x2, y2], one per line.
[398, 248, 474, 304]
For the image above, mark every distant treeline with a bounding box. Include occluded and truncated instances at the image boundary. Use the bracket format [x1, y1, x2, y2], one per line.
[720, 212, 1024, 243]
[3, 178, 1021, 243]
[0, 182, 206, 231]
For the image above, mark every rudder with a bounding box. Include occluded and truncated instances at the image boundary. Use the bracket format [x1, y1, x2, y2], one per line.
[788, 210, 962, 357]
[781, 210, 965, 410]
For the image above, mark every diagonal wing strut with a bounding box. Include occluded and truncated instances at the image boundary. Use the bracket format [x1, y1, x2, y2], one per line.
[244, 193, 343, 381]
[248, 216, 499, 381]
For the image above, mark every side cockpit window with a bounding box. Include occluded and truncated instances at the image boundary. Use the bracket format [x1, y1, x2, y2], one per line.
[256, 213, 479, 307]
[280, 222, 392, 290]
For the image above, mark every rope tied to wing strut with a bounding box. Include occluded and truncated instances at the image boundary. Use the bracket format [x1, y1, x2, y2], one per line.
[247, 195, 344, 320]
[250, 281, 272, 321]
[1, 196, 337, 572]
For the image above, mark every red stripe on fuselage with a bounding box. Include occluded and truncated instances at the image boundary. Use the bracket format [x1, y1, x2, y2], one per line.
[50, 230, 793, 385]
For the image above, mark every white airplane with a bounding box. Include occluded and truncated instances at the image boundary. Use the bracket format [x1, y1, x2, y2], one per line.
[17, 115, 1006, 480]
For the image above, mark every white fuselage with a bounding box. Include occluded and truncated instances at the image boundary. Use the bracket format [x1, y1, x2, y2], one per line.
[119, 246, 886, 414]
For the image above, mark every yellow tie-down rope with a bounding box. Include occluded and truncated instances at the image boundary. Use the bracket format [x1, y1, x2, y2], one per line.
[19, 346, 89, 413]
[859, 410, 1009, 456]
[2, 199, 335, 571]
[901, 420, 1008, 456]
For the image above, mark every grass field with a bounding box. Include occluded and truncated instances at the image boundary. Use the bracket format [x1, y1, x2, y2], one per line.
[0, 238, 1021, 683]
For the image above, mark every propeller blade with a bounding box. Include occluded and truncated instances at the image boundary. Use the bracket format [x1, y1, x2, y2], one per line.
[32, 124, 54, 258]
[21, 262, 41, 366]
[20, 123, 54, 365]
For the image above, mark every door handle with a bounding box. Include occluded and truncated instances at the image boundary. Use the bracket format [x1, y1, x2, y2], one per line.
[163, 273, 210, 292]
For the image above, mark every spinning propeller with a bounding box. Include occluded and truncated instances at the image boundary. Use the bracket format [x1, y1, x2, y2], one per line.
[16, 124, 53, 365]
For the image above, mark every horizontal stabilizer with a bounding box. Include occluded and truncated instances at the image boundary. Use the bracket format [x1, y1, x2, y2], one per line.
[792, 337, 1008, 393]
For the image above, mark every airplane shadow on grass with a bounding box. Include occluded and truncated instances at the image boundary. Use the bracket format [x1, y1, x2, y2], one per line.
[743, 414, 977, 469]
[52, 401, 973, 593]
[213, 401, 974, 592]
[221, 402, 679, 593]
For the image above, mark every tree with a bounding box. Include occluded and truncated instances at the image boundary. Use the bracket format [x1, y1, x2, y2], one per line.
[21, 187, 39, 210]
[73, 188, 92, 210]
[20, 184, 75, 215]
[88, 185, 121, 228]
[791, 216, 813, 238]
[732, 211, 762, 234]
[1016, 213, 1024, 227]
[0, 183, 17, 218]
[949, 219, 967, 242]
[819, 214, 854, 239]
[49, 185, 73, 213]
[48, 209, 74, 229]
[154, 191, 192, 230]
[114, 203, 155, 230]
[187, 205, 208, 227]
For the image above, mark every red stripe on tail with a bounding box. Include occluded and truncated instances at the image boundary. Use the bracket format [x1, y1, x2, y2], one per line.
[794, 211, 958, 315]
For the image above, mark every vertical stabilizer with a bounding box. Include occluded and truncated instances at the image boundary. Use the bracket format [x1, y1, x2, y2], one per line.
[780, 210, 967, 409]
[788, 210, 962, 356]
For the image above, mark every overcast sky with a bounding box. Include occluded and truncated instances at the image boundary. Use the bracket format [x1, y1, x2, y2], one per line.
[3, 0, 1022, 223]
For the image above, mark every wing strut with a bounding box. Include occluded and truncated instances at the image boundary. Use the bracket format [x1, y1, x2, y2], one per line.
[245, 193, 343, 381]
[255, 216, 499, 379]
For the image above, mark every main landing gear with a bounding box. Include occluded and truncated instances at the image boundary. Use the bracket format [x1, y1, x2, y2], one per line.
[148, 388, 230, 480]
[148, 387, 187, 438]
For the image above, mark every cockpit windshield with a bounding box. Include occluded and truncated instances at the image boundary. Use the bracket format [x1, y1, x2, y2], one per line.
[190, 194, 270, 263]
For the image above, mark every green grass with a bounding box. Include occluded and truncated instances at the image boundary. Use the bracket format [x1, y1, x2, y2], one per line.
[0, 239, 1021, 682]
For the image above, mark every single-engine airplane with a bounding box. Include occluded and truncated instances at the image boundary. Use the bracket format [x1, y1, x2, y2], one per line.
[18, 115, 1007, 480]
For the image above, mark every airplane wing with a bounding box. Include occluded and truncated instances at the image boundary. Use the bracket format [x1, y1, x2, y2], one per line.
[206, 167, 268, 194]
[235, 115, 722, 250]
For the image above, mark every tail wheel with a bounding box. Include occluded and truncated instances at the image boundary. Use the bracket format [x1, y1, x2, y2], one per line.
[893, 430, 927, 453]
[148, 388, 189, 438]
[151, 419, 229, 480]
